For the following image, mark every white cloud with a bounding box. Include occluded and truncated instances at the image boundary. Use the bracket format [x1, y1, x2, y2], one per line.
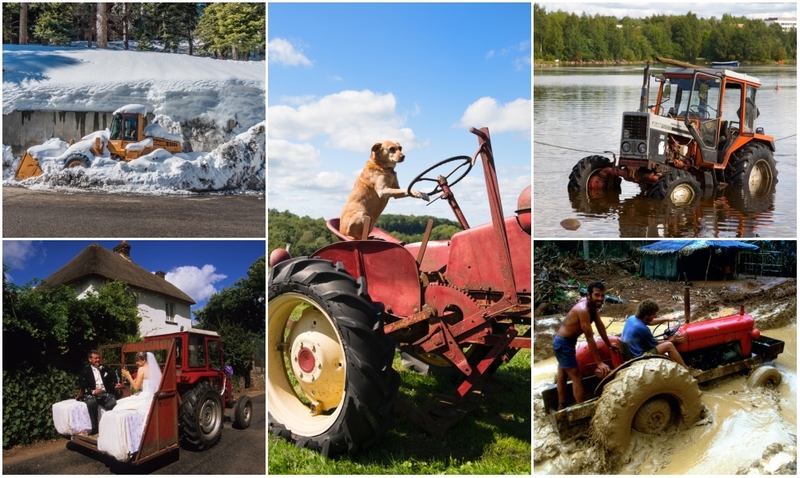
[268, 38, 313, 67]
[515, 54, 532, 71]
[456, 97, 532, 138]
[165, 265, 227, 303]
[268, 138, 350, 192]
[485, 50, 495, 59]
[3, 241, 41, 270]
[268, 90, 419, 152]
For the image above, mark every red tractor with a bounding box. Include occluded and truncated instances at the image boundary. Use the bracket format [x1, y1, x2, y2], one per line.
[568, 58, 778, 207]
[268, 127, 531, 456]
[68, 330, 252, 464]
[541, 290, 784, 459]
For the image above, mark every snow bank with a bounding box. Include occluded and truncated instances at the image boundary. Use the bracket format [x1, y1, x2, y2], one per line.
[3, 45, 265, 136]
[2, 122, 265, 193]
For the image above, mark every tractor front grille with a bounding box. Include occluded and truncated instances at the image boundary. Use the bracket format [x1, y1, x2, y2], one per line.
[621, 114, 648, 141]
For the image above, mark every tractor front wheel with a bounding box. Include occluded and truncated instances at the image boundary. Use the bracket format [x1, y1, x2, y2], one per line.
[180, 381, 224, 450]
[591, 359, 703, 461]
[233, 395, 252, 429]
[725, 142, 777, 196]
[649, 169, 701, 206]
[567, 155, 621, 192]
[64, 154, 89, 169]
[747, 365, 782, 388]
[268, 257, 398, 456]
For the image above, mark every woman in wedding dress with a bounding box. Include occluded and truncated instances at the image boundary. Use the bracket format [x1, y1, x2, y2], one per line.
[97, 351, 163, 461]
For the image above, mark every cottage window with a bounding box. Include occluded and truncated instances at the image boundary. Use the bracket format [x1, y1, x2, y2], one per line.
[166, 301, 176, 322]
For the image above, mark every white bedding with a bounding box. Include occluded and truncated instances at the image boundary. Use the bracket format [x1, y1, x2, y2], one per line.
[51, 399, 107, 436]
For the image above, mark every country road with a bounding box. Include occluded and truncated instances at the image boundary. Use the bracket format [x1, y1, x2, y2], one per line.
[2, 187, 265, 238]
[2, 392, 265, 474]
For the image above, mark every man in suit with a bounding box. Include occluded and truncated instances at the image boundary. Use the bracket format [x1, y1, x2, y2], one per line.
[78, 350, 122, 435]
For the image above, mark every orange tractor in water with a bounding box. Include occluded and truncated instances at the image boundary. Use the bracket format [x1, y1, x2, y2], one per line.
[15, 104, 182, 180]
[568, 58, 778, 207]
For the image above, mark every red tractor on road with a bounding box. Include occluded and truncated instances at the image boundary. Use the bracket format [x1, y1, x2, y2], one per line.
[268, 127, 531, 455]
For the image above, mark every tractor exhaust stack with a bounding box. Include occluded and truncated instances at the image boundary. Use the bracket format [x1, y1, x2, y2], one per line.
[639, 61, 650, 113]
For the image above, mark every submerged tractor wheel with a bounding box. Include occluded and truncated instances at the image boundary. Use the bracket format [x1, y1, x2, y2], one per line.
[747, 365, 782, 388]
[180, 381, 224, 450]
[567, 155, 621, 192]
[725, 142, 777, 196]
[591, 359, 703, 459]
[268, 257, 399, 456]
[649, 169, 701, 206]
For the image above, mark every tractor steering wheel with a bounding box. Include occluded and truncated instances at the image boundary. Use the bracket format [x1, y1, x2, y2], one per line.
[407, 155, 473, 197]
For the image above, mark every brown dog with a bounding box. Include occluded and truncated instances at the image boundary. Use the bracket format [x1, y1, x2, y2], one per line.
[339, 140, 429, 239]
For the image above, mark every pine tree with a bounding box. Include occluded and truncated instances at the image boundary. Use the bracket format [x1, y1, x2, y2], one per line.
[32, 3, 73, 46]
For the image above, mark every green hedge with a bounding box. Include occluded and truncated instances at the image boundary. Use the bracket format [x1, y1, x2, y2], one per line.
[3, 366, 78, 448]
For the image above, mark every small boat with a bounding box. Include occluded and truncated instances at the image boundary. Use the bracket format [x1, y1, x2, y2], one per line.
[712, 60, 739, 68]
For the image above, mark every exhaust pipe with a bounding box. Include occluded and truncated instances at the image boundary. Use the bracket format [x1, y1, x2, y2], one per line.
[682, 273, 690, 324]
[639, 61, 650, 113]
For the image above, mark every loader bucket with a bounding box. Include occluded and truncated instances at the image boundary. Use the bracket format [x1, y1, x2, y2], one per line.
[14, 151, 43, 180]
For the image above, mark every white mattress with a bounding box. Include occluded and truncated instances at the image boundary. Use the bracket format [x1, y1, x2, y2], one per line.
[51, 399, 107, 436]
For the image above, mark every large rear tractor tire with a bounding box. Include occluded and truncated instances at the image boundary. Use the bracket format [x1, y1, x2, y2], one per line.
[180, 381, 224, 450]
[725, 142, 777, 196]
[268, 257, 399, 456]
[591, 359, 703, 461]
[567, 155, 621, 192]
[649, 169, 701, 206]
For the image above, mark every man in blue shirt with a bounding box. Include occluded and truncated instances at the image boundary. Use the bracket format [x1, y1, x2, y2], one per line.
[621, 298, 689, 369]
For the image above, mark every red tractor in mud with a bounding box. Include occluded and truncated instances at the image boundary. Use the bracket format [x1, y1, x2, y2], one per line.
[541, 290, 785, 460]
[568, 58, 778, 207]
[268, 127, 531, 456]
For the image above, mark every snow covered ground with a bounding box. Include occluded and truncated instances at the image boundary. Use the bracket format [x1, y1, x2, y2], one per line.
[3, 44, 265, 193]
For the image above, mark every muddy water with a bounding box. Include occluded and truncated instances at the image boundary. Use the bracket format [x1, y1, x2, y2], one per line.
[533, 65, 797, 238]
[533, 324, 796, 474]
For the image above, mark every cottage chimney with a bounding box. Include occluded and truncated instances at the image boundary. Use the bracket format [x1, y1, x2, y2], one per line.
[155, 271, 166, 279]
[113, 240, 131, 261]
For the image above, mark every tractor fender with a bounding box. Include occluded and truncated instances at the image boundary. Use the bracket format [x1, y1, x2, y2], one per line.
[593, 355, 672, 397]
[314, 241, 421, 318]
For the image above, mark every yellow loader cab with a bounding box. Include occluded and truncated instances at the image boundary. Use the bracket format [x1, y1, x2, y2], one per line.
[14, 104, 183, 180]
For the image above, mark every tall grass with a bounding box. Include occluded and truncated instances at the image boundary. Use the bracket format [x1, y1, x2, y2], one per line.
[268, 349, 531, 474]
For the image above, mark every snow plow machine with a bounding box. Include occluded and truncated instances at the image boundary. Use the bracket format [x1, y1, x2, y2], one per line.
[14, 104, 182, 180]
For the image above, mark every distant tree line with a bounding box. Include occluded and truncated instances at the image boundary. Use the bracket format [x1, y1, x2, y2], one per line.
[2, 3, 265, 61]
[534, 4, 797, 63]
[268, 209, 462, 259]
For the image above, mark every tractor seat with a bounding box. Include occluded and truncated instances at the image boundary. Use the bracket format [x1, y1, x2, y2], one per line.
[618, 341, 634, 361]
[326, 218, 402, 244]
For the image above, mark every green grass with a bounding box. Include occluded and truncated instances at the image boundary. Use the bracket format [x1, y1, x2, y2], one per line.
[268, 349, 531, 474]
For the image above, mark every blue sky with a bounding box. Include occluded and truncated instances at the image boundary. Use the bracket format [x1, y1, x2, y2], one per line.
[537, 2, 797, 19]
[268, 2, 532, 226]
[3, 240, 266, 318]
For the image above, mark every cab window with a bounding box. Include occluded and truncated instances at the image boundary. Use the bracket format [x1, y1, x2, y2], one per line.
[189, 334, 206, 368]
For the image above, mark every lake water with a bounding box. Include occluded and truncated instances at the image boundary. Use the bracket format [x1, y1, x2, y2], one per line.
[533, 65, 797, 238]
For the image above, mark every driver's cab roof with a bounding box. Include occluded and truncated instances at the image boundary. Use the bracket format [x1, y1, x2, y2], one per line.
[661, 67, 761, 86]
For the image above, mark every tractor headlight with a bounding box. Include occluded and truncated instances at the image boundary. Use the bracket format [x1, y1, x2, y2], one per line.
[637, 142, 647, 154]
[621, 141, 631, 153]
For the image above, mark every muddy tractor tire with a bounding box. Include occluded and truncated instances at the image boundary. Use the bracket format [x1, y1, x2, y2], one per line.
[747, 365, 782, 389]
[64, 154, 90, 169]
[232, 395, 253, 429]
[567, 155, 621, 192]
[180, 381, 224, 450]
[649, 169, 701, 206]
[725, 142, 777, 196]
[268, 257, 399, 456]
[591, 359, 703, 459]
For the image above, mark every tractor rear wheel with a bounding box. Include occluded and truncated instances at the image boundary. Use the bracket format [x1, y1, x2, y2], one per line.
[649, 169, 701, 206]
[180, 381, 224, 450]
[567, 155, 621, 192]
[268, 257, 398, 456]
[591, 359, 703, 460]
[725, 142, 777, 196]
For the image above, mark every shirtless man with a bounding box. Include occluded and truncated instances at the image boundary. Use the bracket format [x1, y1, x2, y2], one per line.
[553, 281, 617, 409]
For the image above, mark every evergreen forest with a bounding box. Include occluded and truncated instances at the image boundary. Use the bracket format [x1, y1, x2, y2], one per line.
[3, 3, 265, 61]
[534, 4, 796, 64]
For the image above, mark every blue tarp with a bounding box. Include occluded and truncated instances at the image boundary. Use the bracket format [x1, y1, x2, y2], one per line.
[638, 240, 759, 256]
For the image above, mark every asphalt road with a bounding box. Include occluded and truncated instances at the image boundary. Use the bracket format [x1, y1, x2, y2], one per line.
[2, 392, 265, 475]
[3, 187, 265, 238]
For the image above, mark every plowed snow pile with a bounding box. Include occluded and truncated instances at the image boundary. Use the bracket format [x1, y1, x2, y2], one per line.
[2, 44, 265, 194]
